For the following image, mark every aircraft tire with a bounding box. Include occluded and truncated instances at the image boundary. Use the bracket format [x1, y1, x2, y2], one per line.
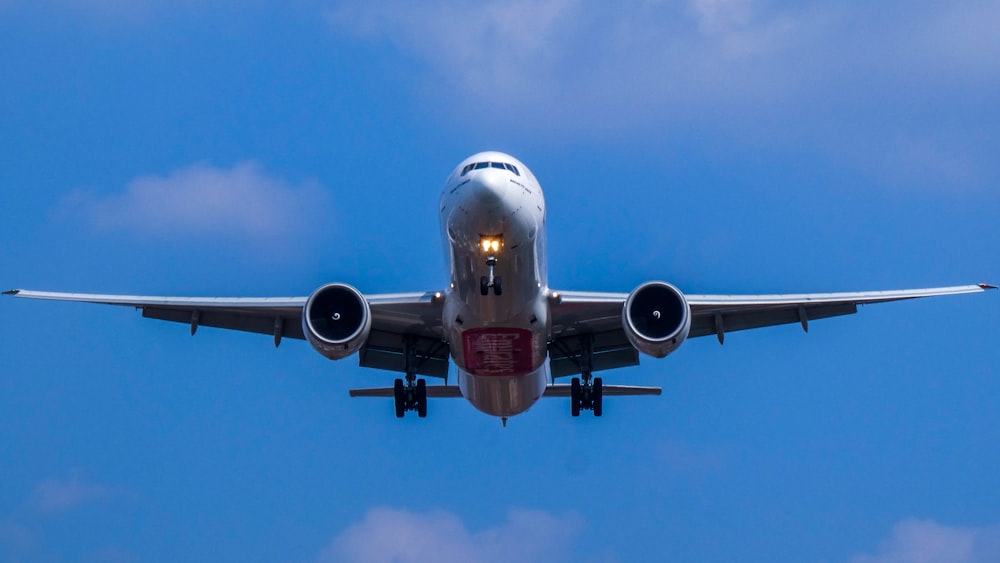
[570, 378, 581, 417]
[593, 377, 603, 417]
[416, 379, 427, 418]
[393, 379, 405, 418]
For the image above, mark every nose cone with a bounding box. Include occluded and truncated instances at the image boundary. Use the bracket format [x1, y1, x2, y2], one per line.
[469, 169, 510, 209]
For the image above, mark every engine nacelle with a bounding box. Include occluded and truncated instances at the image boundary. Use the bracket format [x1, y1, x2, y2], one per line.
[622, 281, 691, 358]
[302, 283, 371, 360]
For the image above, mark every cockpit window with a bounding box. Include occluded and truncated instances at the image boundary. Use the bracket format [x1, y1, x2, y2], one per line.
[460, 161, 521, 177]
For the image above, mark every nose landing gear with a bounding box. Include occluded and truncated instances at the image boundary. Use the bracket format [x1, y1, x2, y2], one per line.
[480, 256, 503, 296]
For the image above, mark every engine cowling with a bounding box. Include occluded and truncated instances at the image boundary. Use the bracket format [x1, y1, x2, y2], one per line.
[302, 283, 371, 360]
[622, 281, 691, 358]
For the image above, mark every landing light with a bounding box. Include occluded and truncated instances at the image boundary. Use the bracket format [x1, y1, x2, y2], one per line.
[480, 236, 502, 253]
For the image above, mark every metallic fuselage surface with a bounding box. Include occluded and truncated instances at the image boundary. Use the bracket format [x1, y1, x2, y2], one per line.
[439, 152, 550, 416]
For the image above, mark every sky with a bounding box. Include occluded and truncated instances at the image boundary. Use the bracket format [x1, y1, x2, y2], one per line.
[1, 0, 998, 561]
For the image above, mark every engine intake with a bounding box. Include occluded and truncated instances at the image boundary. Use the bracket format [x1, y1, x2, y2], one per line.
[622, 281, 691, 358]
[302, 283, 371, 360]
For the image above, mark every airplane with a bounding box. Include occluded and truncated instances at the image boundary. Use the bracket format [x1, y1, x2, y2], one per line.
[4, 151, 995, 424]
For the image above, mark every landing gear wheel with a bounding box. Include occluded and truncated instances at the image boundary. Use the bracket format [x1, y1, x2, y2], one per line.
[493, 276, 503, 296]
[416, 379, 428, 418]
[393, 379, 405, 418]
[480, 276, 490, 296]
[592, 377, 603, 417]
[570, 377, 581, 417]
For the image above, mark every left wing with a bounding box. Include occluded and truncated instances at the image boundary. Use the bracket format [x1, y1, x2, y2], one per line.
[3, 288, 449, 377]
[547, 284, 995, 377]
[4, 289, 308, 342]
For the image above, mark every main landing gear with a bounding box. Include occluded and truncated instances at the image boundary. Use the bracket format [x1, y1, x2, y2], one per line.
[480, 256, 503, 296]
[394, 335, 428, 418]
[571, 373, 603, 417]
[553, 334, 603, 417]
[394, 373, 427, 418]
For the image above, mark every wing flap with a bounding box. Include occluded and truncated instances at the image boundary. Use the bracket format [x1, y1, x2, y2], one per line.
[357, 330, 450, 378]
[548, 329, 639, 378]
[143, 307, 306, 340]
[689, 302, 857, 339]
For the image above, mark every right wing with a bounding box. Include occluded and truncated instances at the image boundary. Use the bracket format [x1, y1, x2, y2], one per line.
[546, 284, 994, 377]
[683, 285, 993, 341]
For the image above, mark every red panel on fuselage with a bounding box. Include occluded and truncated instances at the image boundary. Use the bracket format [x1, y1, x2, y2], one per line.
[461, 327, 534, 376]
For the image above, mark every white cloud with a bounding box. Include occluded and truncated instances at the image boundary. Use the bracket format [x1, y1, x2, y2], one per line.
[318, 507, 591, 563]
[849, 518, 1000, 563]
[30, 474, 127, 513]
[326, 1, 1000, 189]
[64, 161, 330, 247]
[326, 0, 999, 121]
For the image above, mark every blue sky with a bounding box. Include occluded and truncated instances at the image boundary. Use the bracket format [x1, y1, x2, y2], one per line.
[1, 1, 998, 561]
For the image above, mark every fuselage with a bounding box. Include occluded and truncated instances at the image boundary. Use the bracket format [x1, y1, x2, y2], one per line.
[439, 152, 550, 417]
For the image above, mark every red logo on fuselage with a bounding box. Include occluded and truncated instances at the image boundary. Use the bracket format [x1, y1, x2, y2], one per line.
[461, 327, 534, 376]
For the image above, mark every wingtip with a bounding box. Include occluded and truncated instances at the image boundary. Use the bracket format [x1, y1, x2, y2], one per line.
[2, 289, 19, 296]
[980, 283, 998, 290]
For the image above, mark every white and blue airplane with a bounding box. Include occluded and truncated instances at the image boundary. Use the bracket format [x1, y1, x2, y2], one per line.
[5, 152, 995, 423]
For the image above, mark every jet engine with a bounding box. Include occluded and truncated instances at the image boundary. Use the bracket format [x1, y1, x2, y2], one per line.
[302, 283, 371, 360]
[622, 281, 691, 358]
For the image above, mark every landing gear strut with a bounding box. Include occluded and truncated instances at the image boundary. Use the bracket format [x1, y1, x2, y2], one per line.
[571, 373, 603, 417]
[480, 256, 503, 296]
[394, 373, 427, 418]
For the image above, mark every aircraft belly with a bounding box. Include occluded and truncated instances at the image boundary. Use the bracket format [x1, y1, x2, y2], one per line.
[461, 327, 535, 376]
[458, 366, 548, 417]
[443, 293, 550, 385]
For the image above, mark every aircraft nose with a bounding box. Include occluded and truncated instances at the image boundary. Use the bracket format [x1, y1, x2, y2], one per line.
[471, 169, 509, 207]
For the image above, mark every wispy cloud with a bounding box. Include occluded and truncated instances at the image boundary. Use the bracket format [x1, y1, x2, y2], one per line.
[62, 161, 331, 249]
[849, 518, 1000, 563]
[318, 507, 592, 563]
[30, 474, 129, 513]
[326, 0, 1000, 189]
[326, 0, 999, 123]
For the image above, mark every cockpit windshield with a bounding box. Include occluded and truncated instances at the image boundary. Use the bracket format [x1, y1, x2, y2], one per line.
[461, 161, 520, 177]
